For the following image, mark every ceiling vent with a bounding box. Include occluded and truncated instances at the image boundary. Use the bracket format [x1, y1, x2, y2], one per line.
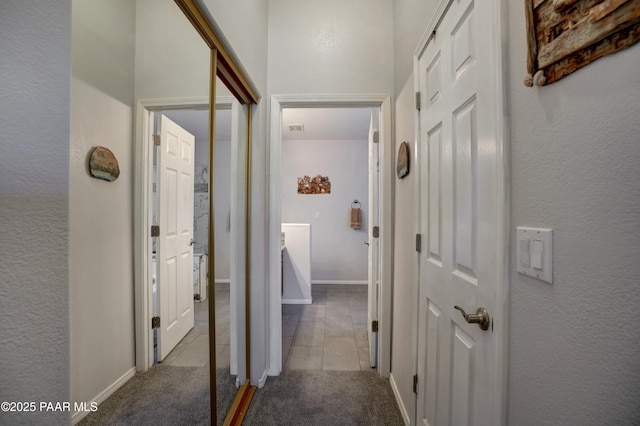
[288, 124, 304, 132]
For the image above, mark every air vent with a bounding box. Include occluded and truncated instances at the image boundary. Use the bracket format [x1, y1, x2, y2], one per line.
[288, 124, 304, 132]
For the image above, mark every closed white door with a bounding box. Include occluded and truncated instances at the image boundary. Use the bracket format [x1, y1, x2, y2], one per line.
[367, 110, 380, 367]
[416, 0, 505, 423]
[157, 114, 196, 361]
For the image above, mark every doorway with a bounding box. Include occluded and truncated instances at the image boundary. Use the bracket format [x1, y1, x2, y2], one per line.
[279, 107, 376, 371]
[268, 95, 393, 378]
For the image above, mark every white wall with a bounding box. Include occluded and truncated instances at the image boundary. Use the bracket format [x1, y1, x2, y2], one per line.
[506, 2, 640, 423]
[70, 0, 136, 416]
[281, 139, 368, 283]
[392, 0, 640, 423]
[267, 0, 394, 95]
[135, 0, 209, 100]
[0, 1, 71, 424]
[391, 0, 438, 423]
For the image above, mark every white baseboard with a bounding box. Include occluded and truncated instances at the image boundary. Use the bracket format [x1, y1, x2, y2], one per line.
[389, 372, 411, 425]
[257, 368, 268, 388]
[282, 298, 312, 304]
[214, 279, 230, 284]
[312, 280, 367, 285]
[71, 367, 136, 425]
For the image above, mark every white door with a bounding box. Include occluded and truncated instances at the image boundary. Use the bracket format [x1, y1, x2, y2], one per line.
[367, 110, 380, 368]
[416, 0, 505, 423]
[157, 114, 196, 361]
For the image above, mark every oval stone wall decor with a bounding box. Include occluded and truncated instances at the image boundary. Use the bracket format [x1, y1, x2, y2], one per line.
[89, 146, 120, 182]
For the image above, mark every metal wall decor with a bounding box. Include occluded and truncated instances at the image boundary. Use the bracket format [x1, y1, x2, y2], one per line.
[297, 175, 331, 194]
[89, 146, 120, 182]
[524, 0, 640, 87]
[397, 141, 410, 179]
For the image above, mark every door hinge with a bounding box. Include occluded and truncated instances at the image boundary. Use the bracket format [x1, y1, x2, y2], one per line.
[373, 226, 380, 238]
[151, 316, 161, 329]
[151, 225, 160, 237]
[415, 92, 421, 110]
[371, 320, 379, 333]
[413, 374, 418, 394]
[416, 234, 422, 253]
[153, 134, 161, 146]
[373, 131, 379, 143]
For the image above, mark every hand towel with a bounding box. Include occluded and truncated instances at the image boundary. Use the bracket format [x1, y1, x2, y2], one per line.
[350, 207, 362, 229]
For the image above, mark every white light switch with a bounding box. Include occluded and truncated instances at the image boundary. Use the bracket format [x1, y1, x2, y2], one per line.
[519, 238, 530, 267]
[517, 227, 553, 284]
[531, 239, 543, 269]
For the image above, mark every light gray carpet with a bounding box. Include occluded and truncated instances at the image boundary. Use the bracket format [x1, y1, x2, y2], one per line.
[78, 368, 404, 425]
[78, 366, 235, 426]
[244, 370, 404, 426]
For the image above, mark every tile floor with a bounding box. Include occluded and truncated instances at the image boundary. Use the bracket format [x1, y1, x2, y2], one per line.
[283, 284, 372, 371]
[160, 283, 230, 368]
[162, 283, 371, 372]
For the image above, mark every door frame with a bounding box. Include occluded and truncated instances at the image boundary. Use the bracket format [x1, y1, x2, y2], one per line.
[133, 95, 239, 372]
[267, 94, 393, 378]
[412, 0, 509, 421]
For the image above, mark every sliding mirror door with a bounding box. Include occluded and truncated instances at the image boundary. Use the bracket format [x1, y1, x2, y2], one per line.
[135, 0, 255, 423]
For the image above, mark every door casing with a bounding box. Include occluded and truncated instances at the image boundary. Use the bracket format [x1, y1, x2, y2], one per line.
[267, 94, 393, 378]
[133, 96, 245, 374]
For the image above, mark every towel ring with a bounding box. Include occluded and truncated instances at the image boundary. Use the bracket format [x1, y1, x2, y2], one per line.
[351, 200, 361, 208]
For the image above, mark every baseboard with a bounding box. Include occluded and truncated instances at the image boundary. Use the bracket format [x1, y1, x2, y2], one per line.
[214, 279, 230, 284]
[257, 368, 268, 388]
[389, 372, 411, 426]
[71, 367, 136, 425]
[312, 280, 367, 285]
[282, 298, 312, 304]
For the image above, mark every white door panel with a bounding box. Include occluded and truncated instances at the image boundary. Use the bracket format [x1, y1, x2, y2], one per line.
[157, 114, 195, 361]
[416, 0, 503, 423]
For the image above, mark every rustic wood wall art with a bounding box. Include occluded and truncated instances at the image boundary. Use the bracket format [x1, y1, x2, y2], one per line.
[397, 142, 410, 179]
[524, 0, 640, 86]
[297, 175, 331, 194]
[89, 146, 120, 182]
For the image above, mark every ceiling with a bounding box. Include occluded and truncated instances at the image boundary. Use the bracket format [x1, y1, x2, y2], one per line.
[162, 108, 231, 142]
[282, 107, 375, 141]
[162, 106, 375, 143]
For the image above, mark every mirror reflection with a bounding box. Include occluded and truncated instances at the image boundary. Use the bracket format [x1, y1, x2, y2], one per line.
[74, 0, 248, 424]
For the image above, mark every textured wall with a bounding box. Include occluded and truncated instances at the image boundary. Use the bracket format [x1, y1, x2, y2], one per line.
[281, 139, 369, 282]
[506, 0, 640, 423]
[267, 0, 394, 95]
[134, 0, 209, 100]
[0, 0, 71, 424]
[391, 0, 438, 423]
[70, 0, 136, 414]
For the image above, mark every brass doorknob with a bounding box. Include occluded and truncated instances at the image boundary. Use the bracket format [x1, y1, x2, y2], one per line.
[454, 305, 490, 331]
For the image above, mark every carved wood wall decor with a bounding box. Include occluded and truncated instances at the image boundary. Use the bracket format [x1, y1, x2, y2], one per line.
[297, 175, 331, 194]
[524, 0, 640, 86]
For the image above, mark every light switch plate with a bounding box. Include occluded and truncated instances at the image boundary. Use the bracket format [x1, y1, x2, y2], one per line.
[517, 227, 553, 283]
